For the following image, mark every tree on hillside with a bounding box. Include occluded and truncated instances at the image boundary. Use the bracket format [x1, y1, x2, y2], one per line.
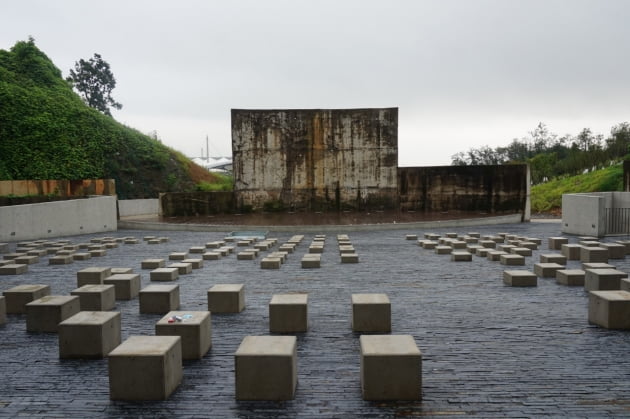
[67, 53, 122, 116]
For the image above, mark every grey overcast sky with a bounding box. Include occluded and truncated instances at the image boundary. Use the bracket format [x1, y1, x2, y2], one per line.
[3, 0, 630, 166]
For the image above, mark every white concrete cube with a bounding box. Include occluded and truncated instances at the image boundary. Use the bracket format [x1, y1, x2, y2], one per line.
[168, 263, 192, 275]
[539, 253, 567, 265]
[301, 254, 321, 268]
[600, 243, 626, 259]
[0, 264, 28, 275]
[182, 259, 203, 269]
[169, 252, 188, 261]
[580, 247, 609, 263]
[548, 237, 569, 250]
[451, 251, 472, 262]
[360, 335, 422, 401]
[108, 335, 182, 400]
[156, 311, 212, 360]
[352, 294, 391, 333]
[59, 311, 121, 358]
[235, 335, 297, 401]
[561, 244, 582, 260]
[341, 253, 360, 263]
[261, 257, 282, 269]
[202, 252, 221, 260]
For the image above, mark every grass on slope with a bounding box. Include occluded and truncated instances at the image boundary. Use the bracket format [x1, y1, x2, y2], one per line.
[531, 164, 623, 212]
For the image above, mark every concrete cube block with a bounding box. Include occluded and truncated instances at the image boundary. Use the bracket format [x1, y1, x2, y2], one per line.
[150, 267, 180, 281]
[147, 239, 161, 245]
[139, 284, 180, 314]
[189, 246, 205, 254]
[540, 253, 567, 265]
[582, 262, 615, 270]
[556, 269, 585, 286]
[451, 251, 472, 262]
[3, 284, 51, 313]
[142, 259, 165, 269]
[450, 241, 467, 249]
[3, 253, 24, 260]
[476, 248, 490, 257]
[104, 242, 118, 249]
[548, 237, 569, 250]
[360, 335, 422, 401]
[278, 244, 295, 253]
[237, 251, 257, 260]
[622, 278, 630, 292]
[104, 274, 141, 300]
[588, 290, 630, 329]
[503, 270, 537, 287]
[217, 247, 230, 256]
[341, 253, 360, 263]
[202, 251, 221, 260]
[49, 255, 74, 265]
[59, 311, 121, 358]
[156, 311, 212, 360]
[464, 237, 479, 244]
[111, 268, 133, 275]
[89, 249, 107, 257]
[108, 335, 182, 400]
[309, 245, 324, 254]
[0, 264, 28, 275]
[498, 244, 516, 252]
[500, 254, 525, 266]
[14, 255, 39, 265]
[580, 247, 609, 263]
[268, 251, 288, 263]
[421, 241, 437, 249]
[585, 268, 627, 291]
[77, 267, 112, 287]
[405, 234, 418, 240]
[487, 251, 508, 261]
[352, 294, 391, 333]
[510, 247, 532, 257]
[600, 243, 626, 259]
[158, 237, 169, 243]
[234, 339, 303, 406]
[269, 294, 308, 333]
[205, 241, 223, 249]
[168, 263, 192, 275]
[169, 252, 188, 261]
[235, 336, 297, 401]
[261, 257, 282, 269]
[301, 254, 321, 268]
[27, 249, 48, 257]
[182, 259, 203, 269]
[339, 245, 356, 254]
[71, 284, 116, 311]
[615, 240, 630, 255]
[533, 263, 564, 278]
[26, 295, 80, 332]
[434, 245, 452, 255]
[124, 238, 139, 244]
[73, 252, 92, 261]
[560, 244, 582, 260]
[580, 240, 600, 247]
[207, 284, 245, 313]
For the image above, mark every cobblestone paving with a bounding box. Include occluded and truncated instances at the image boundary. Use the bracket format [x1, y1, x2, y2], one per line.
[2, 221, 630, 417]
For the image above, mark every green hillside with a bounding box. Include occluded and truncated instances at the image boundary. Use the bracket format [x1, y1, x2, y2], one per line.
[0, 39, 218, 199]
[531, 164, 623, 213]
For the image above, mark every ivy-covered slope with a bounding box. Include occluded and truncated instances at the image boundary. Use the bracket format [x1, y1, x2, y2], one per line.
[0, 39, 217, 198]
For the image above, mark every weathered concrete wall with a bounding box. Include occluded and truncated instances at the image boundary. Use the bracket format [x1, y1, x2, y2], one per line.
[0, 179, 116, 197]
[0, 196, 117, 242]
[160, 192, 234, 217]
[398, 165, 529, 217]
[232, 108, 399, 211]
[562, 193, 606, 237]
[118, 199, 159, 218]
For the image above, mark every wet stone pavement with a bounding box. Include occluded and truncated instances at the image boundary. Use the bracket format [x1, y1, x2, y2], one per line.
[2, 221, 630, 417]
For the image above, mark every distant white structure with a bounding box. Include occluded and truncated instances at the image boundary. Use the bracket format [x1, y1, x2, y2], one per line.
[191, 156, 233, 173]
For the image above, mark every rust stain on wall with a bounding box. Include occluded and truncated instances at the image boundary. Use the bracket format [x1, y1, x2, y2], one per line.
[232, 108, 399, 211]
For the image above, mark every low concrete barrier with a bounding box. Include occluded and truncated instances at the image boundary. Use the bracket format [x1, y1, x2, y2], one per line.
[0, 196, 117, 242]
[118, 199, 159, 218]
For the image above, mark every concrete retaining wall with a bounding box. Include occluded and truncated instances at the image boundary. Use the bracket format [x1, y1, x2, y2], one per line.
[0, 196, 117, 242]
[160, 192, 234, 217]
[398, 165, 529, 219]
[232, 108, 399, 211]
[561, 194, 606, 237]
[118, 199, 159, 217]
